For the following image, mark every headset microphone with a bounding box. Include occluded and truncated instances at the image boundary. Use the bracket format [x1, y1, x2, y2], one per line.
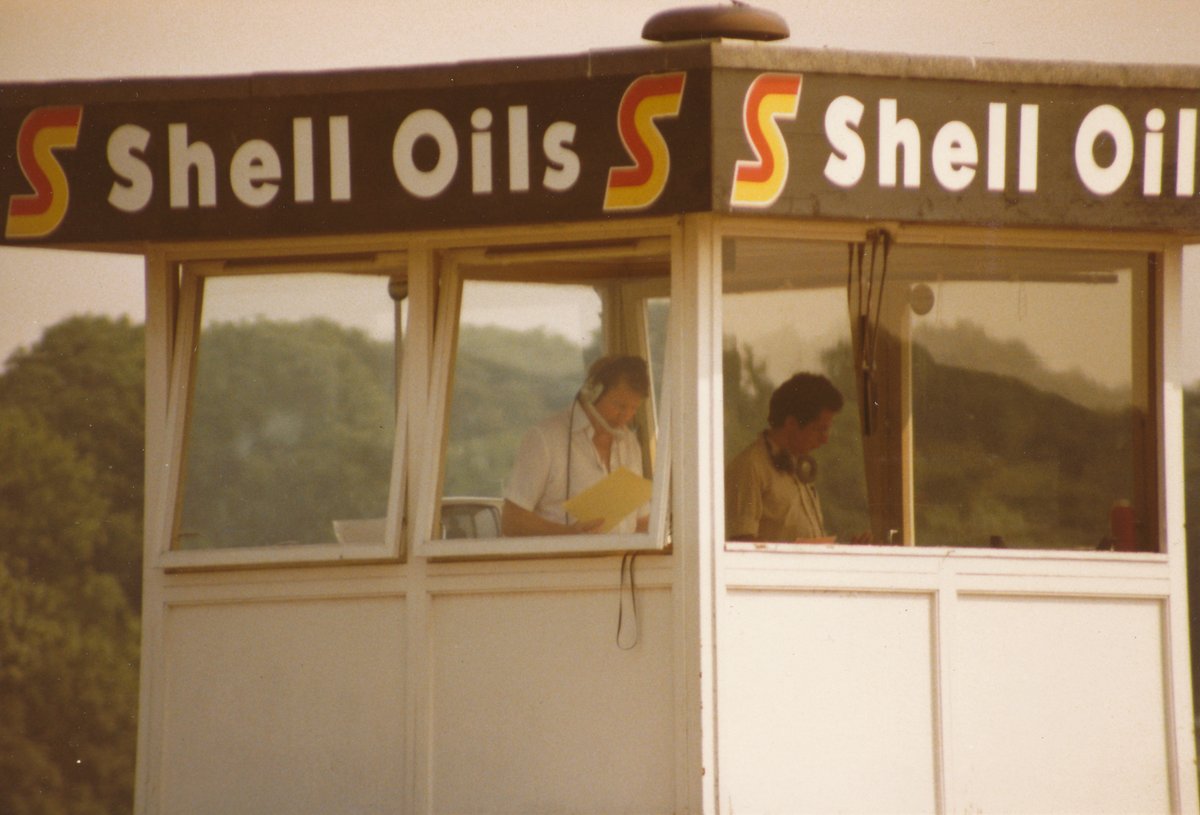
[579, 376, 604, 406]
[578, 390, 624, 436]
[578, 361, 629, 436]
[567, 372, 621, 523]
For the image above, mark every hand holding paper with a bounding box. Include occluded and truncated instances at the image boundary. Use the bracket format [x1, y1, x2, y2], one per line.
[562, 467, 653, 533]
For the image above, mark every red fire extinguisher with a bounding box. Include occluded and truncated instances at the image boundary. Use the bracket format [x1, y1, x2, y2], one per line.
[1110, 500, 1136, 552]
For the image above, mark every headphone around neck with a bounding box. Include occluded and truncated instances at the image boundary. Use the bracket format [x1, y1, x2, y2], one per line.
[764, 432, 817, 484]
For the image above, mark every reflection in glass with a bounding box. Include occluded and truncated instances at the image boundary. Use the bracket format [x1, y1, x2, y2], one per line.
[177, 273, 400, 549]
[442, 272, 667, 538]
[721, 238, 1153, 551]
[909, 250, 1148, 550]
[722, 240, 870, 543]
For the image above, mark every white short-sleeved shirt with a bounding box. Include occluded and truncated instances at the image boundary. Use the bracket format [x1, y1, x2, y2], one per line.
[504, 402, 645, 534]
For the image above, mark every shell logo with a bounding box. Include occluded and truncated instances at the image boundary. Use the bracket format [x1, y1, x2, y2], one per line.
[603, 73, 686, 211]
[730, 74, 802, 208]
[6, 106, 83, 239]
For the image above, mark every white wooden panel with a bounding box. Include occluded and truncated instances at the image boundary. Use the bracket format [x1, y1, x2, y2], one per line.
[952, 594, 1170, 814]
[160, 597, 406, 815]
[430, 588, 675, 814]
[721, 589, 938, 814]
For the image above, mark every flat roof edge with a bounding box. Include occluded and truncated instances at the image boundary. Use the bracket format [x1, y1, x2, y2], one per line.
[3, 41, 1199, 105]
[0, 44, 718, 105]
[708, 42, 1200, 90]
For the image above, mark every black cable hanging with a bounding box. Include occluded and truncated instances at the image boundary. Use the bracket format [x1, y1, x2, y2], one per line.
[847, 228, 891, 437]
[616, 551, 640, 650]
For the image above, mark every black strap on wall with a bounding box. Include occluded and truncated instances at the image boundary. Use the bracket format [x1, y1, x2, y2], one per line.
[616, 551, 640, 650]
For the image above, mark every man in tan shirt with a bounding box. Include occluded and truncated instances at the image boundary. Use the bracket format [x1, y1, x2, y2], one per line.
[725, 372, 844, 542]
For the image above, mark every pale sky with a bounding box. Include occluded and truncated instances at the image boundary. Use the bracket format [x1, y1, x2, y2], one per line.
[2, 0, 1199, 377]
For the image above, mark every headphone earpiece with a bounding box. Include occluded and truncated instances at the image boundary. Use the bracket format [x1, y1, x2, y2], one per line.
[769, 447, 793, 474]
[577, 360, 618, 435]
[794, 454, 817, 484]
[579, 376, 604, 406]
[580, 355, 621, 405]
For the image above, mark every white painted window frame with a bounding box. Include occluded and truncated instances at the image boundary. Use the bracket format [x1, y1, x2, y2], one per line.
[711, 216, 1174, 556]
[153, 250, 411, 570]
[413, 228, 679, 560]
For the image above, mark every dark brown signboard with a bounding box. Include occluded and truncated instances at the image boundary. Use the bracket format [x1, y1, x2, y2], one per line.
[0, 67, 713, 245]
[714, 69, 1200, 231]
[1, 46, 1197, 247]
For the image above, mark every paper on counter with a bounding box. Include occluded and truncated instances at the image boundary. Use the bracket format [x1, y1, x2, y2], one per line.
[562, 466, 653, 533]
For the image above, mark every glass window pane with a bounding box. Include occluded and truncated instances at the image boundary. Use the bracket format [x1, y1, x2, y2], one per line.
[722, 239, 870, 543]
[721, 237, 1154, 552]
[440, 266, 667, 540]
[908, 247, 1150, 550]
[177, 272, 401, 549]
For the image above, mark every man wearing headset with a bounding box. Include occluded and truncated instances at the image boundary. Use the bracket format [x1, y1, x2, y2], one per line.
[501, 355, 651, 536]
[725, 372, 845, 542]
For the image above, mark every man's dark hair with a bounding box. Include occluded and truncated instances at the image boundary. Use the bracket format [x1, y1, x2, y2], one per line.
[587, 354, 651, 399]
[767, 372, 843, 428]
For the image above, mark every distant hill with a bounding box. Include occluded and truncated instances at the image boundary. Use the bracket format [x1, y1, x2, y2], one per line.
[910, 342, 1132, 549]
[913, 320, 1129, 412]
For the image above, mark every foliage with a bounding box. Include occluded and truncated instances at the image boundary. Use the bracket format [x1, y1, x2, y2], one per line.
[910, 343, 1133, 548]
[445, 325, 591, 496]
[181, 317, 395, 548]
[0, 316, 144, 604]
[913, 320, 1129, 412]
[721, 338, 774, 462]
[0, 397, 139, 814]
[0, 316, 144, 509]
[0, 557, 139, 815]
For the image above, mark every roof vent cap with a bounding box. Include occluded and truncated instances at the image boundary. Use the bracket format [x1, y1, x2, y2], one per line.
[642, 3, 790, 43]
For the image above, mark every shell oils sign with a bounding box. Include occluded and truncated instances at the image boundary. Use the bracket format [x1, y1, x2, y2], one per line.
[2, 60, 1198, 246]
[0, 69, 711, 246]
[716, 69, 1200, 230]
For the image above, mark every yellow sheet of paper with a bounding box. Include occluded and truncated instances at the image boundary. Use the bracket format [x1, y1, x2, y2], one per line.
[562, 467, 654, 533]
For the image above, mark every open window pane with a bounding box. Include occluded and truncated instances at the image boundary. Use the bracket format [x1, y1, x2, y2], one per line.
[177, 271, 402, 550]
[437, 259, 668, 545]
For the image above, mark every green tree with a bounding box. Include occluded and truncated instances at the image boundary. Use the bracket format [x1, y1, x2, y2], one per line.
[911, 343, 1131, 548]
[721, 338, 773, 465]
[445, 325, 587, 496]
[181, 317, 395, 548]
[0, 558, 139, 815]
[0, 405, 139, 815]
[0, 407, 107, 579]
[816, 341, 871, 538]
[0, 315, 144, 604]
